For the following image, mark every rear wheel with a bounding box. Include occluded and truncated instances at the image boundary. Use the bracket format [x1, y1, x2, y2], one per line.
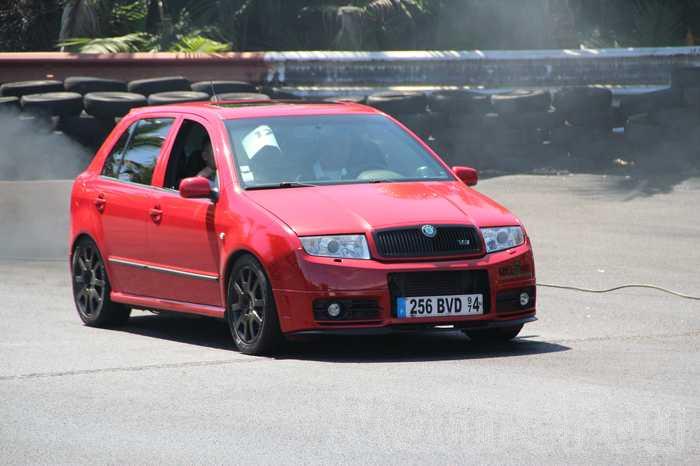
[71, 238, 130, 327]
[464, 324, 523, 343]
[226, 255, 281, 355]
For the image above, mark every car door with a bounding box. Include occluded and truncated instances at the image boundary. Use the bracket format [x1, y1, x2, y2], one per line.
[96, 116, 176, 298]
[145, 116, 223, 307]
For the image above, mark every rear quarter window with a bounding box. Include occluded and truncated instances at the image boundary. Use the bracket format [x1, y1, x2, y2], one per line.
[101, 117, 174, 186]
[101, 127, 131, 178]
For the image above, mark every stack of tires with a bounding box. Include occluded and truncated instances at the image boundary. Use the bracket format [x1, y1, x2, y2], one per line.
[367, 91, 432, 141]
[622, 67, 700, 172]
[426, 90, 492, 166]
[487, 89, 561, 171]
[0, 76, 263, 158]
[548, 86, 624, 170]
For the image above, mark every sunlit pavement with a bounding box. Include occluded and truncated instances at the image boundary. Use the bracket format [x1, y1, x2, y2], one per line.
[1, 174, 698, 464]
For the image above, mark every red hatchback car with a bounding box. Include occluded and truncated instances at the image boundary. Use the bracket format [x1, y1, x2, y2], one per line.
[70, 100, 536, 354]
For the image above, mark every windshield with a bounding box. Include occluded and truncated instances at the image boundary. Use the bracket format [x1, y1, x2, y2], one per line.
[225, 114, 451, 188]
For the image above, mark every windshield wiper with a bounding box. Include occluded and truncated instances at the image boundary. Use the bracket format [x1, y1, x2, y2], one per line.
[246, 181, 319, 190]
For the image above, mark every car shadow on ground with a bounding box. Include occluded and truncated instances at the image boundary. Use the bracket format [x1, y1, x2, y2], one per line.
[119, 313, 570, 363]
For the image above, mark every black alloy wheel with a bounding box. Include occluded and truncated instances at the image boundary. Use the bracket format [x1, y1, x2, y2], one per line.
[71, 238, 130, 327]
[227, 255, 281, 355]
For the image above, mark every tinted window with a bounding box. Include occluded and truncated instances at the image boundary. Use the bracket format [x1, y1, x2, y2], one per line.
[101, 125, 132, 178]
[225, 114, 450, 188]
[118, 118, 174, 185]
[163, 120, 215, 190]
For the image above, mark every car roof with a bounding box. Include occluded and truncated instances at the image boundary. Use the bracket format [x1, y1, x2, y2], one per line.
[128, 100, 382, 120]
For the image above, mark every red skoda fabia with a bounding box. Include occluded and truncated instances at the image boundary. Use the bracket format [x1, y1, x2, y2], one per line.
[70, 100, 536, 354]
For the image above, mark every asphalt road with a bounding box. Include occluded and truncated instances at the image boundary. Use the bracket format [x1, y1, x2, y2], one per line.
[1, 174, 699, 465]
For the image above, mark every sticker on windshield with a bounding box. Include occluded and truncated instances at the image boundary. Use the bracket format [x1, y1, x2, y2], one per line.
[242, 125, 279, 159]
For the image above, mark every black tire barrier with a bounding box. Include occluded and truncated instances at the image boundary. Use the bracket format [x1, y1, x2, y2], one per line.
[564, 108, 617, 130]
[262, 88, 303, 100]
[682, 87, 700, 108]
[499, 109, 563, 131]
[64, 76, 127, 95]
[0, 96, 20, 113]
[324, 95, 368, 104]
[491, 89, 551, 115]
[618, 88, 682, 118]
[449, 112, 505, 134]
[56, 113, 116, 151]
[553, 86, 612, 115]
[212, 92, 271, 102]
[649, 107, 700, 138]
[427, 111, 450, 131]
[671, 66, 700, 90]
[1, 80, 64, 98]
[624, 114, 662, 148]
[148, 91, 210, 105]
[84, 92, 147, 118]
[492, 128, 543, 146]
[394, 113, 432, 139]
[548, 125, 602, 147]
[367, 91, 428, 115]
[21, 92, 84, 117]
[428, 90, 492, 115]
[127, 76, 191, 96]
[192, 80, 258, 96]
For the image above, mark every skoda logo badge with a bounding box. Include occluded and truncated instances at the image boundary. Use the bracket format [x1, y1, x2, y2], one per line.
[421, 224, 437, 238]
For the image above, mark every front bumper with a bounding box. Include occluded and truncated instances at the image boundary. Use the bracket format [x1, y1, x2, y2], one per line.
[273, 243, 536, 334]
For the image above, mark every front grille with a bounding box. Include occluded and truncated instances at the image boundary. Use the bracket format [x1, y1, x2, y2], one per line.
[374, 226, 482, 258]
[388, 270, 490, 316]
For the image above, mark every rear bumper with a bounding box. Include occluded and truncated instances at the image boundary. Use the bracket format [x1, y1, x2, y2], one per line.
[273, 243, 537, 334]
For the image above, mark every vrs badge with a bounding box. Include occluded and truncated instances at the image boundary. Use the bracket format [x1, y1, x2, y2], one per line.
[421, 224, 437, 238]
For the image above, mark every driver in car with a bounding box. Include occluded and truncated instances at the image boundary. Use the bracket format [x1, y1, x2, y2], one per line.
[313, 129, 352, 181]
[197, 141, 216, 181]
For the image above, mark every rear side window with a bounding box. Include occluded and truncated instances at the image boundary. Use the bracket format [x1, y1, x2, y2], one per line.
[118, 118, 175, 185]
[101, 126, 132, 178]
[101, 117, 175, 185]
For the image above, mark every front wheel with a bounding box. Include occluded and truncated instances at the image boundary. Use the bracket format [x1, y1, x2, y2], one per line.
[463, 324, 523, 343]
[71, 238, 130, 327]
[226, 255, 282, 355]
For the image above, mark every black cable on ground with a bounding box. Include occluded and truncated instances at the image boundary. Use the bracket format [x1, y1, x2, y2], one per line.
[537, 283, 700, 301]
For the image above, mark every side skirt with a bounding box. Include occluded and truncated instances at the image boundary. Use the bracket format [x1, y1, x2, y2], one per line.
[111, 292, 226, 319]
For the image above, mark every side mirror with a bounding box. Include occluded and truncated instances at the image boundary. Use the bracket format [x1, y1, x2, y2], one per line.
[452, 166, 478, 186]
[179, 176, 214, 199]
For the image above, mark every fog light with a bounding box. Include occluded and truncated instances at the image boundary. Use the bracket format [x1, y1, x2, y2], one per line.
[327, 302, 342, 318]
[519, 292, 530, 307]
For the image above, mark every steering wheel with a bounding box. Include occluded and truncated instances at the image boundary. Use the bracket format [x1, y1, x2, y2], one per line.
[356, 169, 403, 181]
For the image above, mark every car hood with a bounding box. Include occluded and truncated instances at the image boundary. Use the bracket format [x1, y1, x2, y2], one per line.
[244, 181, 519, 236]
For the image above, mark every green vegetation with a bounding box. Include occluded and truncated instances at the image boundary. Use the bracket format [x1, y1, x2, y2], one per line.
[2, 1, 700, 53]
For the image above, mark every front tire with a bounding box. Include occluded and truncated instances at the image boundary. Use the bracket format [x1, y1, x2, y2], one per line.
[71, 238, 130, 327]
[226, 255, 282, 355]
[464, 324, 523, 343]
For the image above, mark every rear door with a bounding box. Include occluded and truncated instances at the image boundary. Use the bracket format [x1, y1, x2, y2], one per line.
[146, 116, 223, 306]
[96, 116, 176, 297]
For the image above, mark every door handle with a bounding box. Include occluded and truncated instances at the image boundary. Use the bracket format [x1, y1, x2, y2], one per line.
[150, 205, 163, 224]
[94, 194, 106, 213]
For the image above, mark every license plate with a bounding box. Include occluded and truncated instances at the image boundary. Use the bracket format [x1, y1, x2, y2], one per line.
[396, 294, 484, 319]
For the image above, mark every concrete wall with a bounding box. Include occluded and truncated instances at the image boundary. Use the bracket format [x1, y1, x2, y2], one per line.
[3, 47, 700, 88]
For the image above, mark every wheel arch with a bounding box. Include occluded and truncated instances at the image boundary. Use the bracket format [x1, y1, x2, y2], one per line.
[221, 248, 269, 309]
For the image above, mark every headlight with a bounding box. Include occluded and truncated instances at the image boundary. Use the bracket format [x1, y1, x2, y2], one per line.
[480, 226, 525, 253]
[299, 235, 370, 260]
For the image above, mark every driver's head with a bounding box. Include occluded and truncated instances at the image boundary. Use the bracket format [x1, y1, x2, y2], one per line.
[201, 141, 215, 169]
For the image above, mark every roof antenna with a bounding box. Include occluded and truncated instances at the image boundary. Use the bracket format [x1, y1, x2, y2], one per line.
[210, 81, 218, 103]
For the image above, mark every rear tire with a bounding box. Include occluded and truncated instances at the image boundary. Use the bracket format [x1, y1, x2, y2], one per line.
[71, 238, 130, 327]
[226, 255, 282, 355]
[464, 324, 523, 343]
